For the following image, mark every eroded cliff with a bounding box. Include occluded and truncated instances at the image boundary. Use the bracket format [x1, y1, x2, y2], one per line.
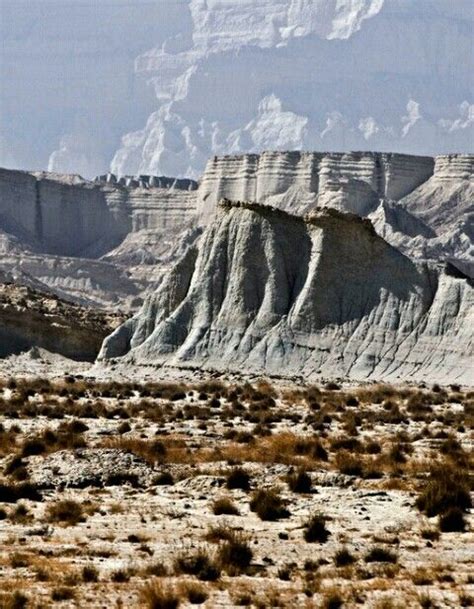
[100, 202, 473, 383]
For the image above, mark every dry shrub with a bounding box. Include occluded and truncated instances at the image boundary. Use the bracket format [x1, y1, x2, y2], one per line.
[139, 579, 180, 609]
[101, 435, 200, 465]
[334, 548, 356, 567]
[303, 513, 330, 543]
[334, 451, 364, 477]
[364, 547, 397, 563]
[416, 463, 471, 517]
[353, 383, 397, 404]
[46, 499, 84, 525]
[82, 565, 99, 582]
[178, 582, 208, 605]
[0, 482, 42, 503]
[0, 591, 29, 609]
[286, 468, 312, 493]
[51, 587, 76, 601]
[174, 548, 220, 581]
[220, 432, 327, 466]
[212, 497, 240, 515]
[439, 507, 467, 532]
[217, 531, 253, 574]
[204, 523, 235, 543]
[249, 489, 290, 521]
[411, 567, 434, 586]
[226, 467, 251, 490]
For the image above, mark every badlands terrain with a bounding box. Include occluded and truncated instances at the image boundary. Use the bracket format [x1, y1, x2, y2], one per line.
[0, 149, 472, 608]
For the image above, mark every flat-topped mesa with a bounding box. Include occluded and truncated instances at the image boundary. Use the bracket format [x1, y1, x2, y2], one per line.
[0, 167, 197, 258]
[94, 173, 198, 191]
[218, 197, 378, 235]
[198, 151, 435, 221]
[99, 201, 473, 384]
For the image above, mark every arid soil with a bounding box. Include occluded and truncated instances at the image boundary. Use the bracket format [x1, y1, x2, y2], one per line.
[0, 374, 472, 608]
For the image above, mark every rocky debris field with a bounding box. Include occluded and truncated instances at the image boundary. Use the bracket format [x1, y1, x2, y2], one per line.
[0, 375, 472, 608]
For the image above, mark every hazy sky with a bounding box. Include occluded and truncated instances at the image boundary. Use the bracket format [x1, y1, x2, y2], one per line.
[0, 0, 472, 178]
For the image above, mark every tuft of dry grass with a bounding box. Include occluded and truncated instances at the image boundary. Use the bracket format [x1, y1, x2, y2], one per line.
[45, 499, 85, 526]
[139, 579, 180, 609]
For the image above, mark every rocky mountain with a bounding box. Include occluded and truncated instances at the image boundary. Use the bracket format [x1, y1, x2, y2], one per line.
[0, 151, 472, 315]
[2, 1, 472, 179]
[0, 272, 125, 361]
[99, 201, 473, 384]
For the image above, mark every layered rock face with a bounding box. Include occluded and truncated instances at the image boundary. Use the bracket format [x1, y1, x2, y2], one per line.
[0, 168, 198, 309]
[99, 202, 473, 384]
[198, 151, 473, 275]
[198, 151, 435, 219]
[375, 154, 474, 276]
[1, 150, 471, 317]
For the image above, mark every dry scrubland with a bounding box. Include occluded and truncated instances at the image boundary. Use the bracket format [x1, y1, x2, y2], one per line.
[0, 376, 472, 608]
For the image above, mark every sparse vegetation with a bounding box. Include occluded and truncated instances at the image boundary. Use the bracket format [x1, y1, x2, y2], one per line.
[46, 499, 84, 525]
[364, 547, 398, 563]
[334, 547, 356, 567]
[0, 376, 470, 604]
[416, 464, 471, 517]
[249, 488, 290, 521]
[226, 467, 251, 491]
[303, 513, 330, 543]
[286, 468, 312, 493]
[212, 496, 240, 515]
[139, 580, 180, 609]
[174, 549, 220, 581]
[217, 532, 253, 574]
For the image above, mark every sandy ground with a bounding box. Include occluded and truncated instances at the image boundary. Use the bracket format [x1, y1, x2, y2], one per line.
[0, 352, 472, 608]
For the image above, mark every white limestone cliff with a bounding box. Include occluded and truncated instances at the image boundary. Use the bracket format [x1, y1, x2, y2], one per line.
[0, 168, 198, 310]
[197, 151, 473, 275]
[99, 202, 474, 384]
[1, 150, 472, 311]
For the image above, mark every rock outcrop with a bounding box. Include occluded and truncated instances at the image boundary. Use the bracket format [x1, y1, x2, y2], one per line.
[197, 151, 435, 220]
[198, 151, 473, 275]
[0, 167, 198, 309]
[99, 202, 474, 384]
[1, 151, 472, 315]
[0, 273, 125, 361]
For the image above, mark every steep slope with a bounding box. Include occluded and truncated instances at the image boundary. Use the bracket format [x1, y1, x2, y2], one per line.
[99, 202, 473, 384]
[383, 155, 474, 277]
[1, 151, 471, 313]
[0, 168, 198, 310]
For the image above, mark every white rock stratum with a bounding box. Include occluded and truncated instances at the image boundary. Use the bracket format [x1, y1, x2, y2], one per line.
[99, 202, 474, 384]
[0, 151, 472, 312]
[0, 167, 198, 310]
[197, 151, 473, 276]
